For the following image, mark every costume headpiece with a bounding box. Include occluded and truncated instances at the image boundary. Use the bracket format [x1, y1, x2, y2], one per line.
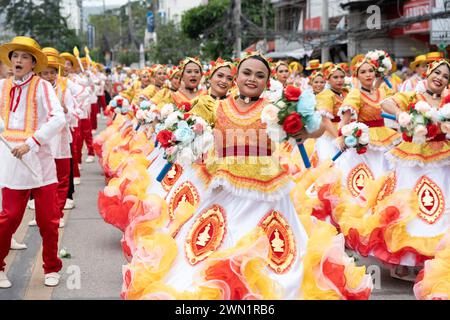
[426, 58, 450, 77]
[0, 36, 48, 73]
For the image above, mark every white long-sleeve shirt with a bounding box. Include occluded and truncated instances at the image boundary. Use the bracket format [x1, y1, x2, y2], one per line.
[0, 72, 66, 189]
[68, 73, 92, 119]
[49, 77, 78, 159]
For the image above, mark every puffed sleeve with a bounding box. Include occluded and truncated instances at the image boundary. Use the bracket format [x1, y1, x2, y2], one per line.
[338, 88, 361, 119]
[315, 90, 334, 119]
[389, 91, 416, 111]
[190, 95, 218, 126]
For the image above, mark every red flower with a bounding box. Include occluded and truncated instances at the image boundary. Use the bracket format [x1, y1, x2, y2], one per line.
[156, 130, 175, 148]
[408, 102, 415, 111]
[427, 123, 440, 138]
[402, 132, 413, 142]
[355, 129, 362, 138]
[356, 146, 367, 154]
[444, 94, 450, 105]
[179, 102, 192, 112]
[116, 98, 123, 106]
[283, 113, 303, 134]
[183, 113, 191, 120]
[338, 128, 343, 137]
[284, 85, 302, 102]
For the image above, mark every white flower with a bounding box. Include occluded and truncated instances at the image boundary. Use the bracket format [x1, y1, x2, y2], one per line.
[136, 109, 145, 120]
[440, 121, 450, 134]
[341, 123, 356, 136]
[164, 111, 182, 129]
[414, 124, 428, 137]
[414, 101, 431, 114]
[176, 147, 195, 167]
[261, 104, 280, 125]
[425, 108, 441, 122]
[266, 124, 287, 142]
[359, 133, 370, 145]
[160, 104, 175, 119]
[382, 58, 392, 71]
[398, 112, 412, 127]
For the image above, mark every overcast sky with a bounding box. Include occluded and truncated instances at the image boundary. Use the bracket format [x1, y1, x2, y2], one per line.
[83, 0, 130, 7]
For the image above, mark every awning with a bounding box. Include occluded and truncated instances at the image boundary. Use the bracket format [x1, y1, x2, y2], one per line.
[266, 48, 314, 60]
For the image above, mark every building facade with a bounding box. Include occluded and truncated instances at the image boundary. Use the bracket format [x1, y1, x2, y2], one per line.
[157, 0, 209, 24]
[61, 0, 82, 34]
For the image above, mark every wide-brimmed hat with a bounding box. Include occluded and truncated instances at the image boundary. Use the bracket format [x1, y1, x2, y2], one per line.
[305, 59, 322, 70]
[410, 54, 427, 70]
[426, 52, 444, 63]
[0, 36, 48, 73]
[42, 47, 64, 70]
[60, 52, 80, 71]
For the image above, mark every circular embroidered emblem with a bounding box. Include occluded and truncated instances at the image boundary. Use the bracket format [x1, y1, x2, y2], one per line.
[259, 210, 296, 274]
[414, 176, 445, 224]
[347, 163, 374, 197]
[185, 205, 226, 265]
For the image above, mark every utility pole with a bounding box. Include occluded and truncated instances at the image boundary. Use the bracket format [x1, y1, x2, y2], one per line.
[262, 0, 267, 53]
[233, 0, 242, 59]
[321, 0, 330, 62]
[127, 0, 134, 47]
[76, 0, 83, 35]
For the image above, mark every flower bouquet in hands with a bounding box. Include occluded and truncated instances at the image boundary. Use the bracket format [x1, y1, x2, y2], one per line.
[134, 100, 159, 131]
[397, 100, 442, 144]
[365, 50, 393, 88]
[155, 112, 214, 182]
[261, 85, 322, 168]
[109, 96, 131, 119]
[438, 102, 450, 138]
[334, 122, 370, 160]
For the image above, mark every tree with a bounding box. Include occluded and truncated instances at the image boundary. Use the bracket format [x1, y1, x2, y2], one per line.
[181, 0, 275, 60]
[147, 21, 199, 65]
[1, 0, 82, 52]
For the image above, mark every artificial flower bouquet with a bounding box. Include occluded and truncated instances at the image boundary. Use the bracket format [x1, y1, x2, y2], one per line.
[397, 100, 443, 144]
[365, 50, 393, 88]
[261, 85, 322, 168]
[155, 110, 214, 182]
[333, 122, 370, 160]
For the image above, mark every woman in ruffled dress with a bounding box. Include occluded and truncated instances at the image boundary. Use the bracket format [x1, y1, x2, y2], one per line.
[374, 59, 450, 280]
[336, 57, 400, 198]
[314, 64, 348, 162]
[121, 53, 373, 300]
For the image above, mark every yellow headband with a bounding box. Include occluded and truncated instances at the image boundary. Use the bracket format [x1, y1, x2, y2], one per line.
[238, 51, 271, 73]
[180, 57, 202, 76]
[426, 59, 450, 77]
[352, 58, 376, 76]
[323, 64, 346, 80]
[309, 70, 324, 82]
[208, 58, 234, 79]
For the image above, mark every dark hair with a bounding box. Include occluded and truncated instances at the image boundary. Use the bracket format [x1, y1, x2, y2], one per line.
[8, 51, 37, 64]
[238, 56, 271, 79]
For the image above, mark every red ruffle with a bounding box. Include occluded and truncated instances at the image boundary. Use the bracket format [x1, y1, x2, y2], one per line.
[204, 259, 249, 300]
[322, 259, 371, 300]
[344, 206, 433, 266]
[311, 184, 341, 230]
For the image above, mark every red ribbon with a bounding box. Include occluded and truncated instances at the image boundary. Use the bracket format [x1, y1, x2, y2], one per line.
[9, 75, 34, 113]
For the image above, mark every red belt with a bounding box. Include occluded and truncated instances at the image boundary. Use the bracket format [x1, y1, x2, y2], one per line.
[331, 116, 341, 123]
[363, 119, 384, 128]
[430, 134, 447, 142]
[220, 146, 272, 157]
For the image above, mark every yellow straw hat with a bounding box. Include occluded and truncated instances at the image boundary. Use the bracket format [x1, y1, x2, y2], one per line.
[409, 55, 427, 70]
[426, 52, 444, 63]
[305, 59, 322, 70]
[288, 61, 304, 74]
[42, 47, 64, 70]
[60, 52, 80, 71]
[0, 36, 48, 73]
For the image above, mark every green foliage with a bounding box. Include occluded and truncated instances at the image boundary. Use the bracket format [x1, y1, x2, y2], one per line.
[1, 0, 82, 52]
[180, 0, 275, 60]
[147, 21, 199, 65]
[117, 50, 140, 66]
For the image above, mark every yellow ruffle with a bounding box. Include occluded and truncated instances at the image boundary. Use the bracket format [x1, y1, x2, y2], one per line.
[415, 233, 450, 299]
[369, 126, 401, 148]
[388, 141, 450, 164]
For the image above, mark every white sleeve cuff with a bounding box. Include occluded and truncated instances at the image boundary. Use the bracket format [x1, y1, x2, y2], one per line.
[338, 106, 358, 120]
[25, 136, 40, 152]
[318, 110, 334, 120]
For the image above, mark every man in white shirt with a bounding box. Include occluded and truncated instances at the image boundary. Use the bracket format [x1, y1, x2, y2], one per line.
[0, 36, 66, 288]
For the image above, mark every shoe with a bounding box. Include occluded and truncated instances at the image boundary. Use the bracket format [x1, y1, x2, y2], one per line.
[85, 155, 95, 163]
[74, 177, 81, 185]
[28, 219, 37, 226]
[27, 199, 35, 210]
[64, 199, 75, 210]
[10, 238, 27, 250]
[389, 266, 416, 282]
[0, 271, 12, 289]
[59, 218, 65, 228]
[44, 272, 60, 287]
